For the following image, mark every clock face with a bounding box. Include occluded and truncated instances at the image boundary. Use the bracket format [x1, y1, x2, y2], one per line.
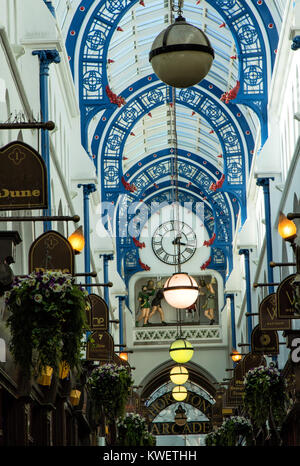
[152, 220, 197, 264]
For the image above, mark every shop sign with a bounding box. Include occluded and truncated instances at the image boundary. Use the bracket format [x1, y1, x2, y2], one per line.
[259, 293, 291, 330]
[113, 353, 131, 371]
[0, 141, 47, 210]
[251, 325, 279, 355]
[242, 352, 266, 374]
[150, 421, 212, 436]
[86, 330, 114, 362]
[88, 294, 109, 331]
[147, 390, 212, 422]
[29, 230, 74, 275]
[277, 274, 300, 319]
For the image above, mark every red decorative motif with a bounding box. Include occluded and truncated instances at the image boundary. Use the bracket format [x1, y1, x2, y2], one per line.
[203, 233, 216, 247]
[121, 176, 137, 193]
[133, 237, 145, 248]
[219, 22, 226, 28]
[139, 259, 151, 271]
[106, 85, 126, 107]
[220, 81, 240, 104]
[209, 174, 225, 192]
[201, 257, 212, 270]
[139, 0, 145, 5]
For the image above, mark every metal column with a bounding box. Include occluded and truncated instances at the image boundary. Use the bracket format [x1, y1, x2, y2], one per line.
[32, 49, 60, 232]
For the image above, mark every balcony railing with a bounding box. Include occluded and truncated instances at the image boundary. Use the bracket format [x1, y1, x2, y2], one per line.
[133, 324, 222, 346]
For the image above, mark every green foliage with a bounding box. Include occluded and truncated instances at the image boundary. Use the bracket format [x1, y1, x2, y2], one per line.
[243, 366, 288, 429]
[205, 416, 253, 446]
[5, 271, 88, 379]
[117, 413, 156, 446]
[87, 363, 133, 422]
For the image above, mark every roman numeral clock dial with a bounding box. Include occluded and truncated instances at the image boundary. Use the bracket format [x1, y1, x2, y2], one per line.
[151, 221, 197, 265]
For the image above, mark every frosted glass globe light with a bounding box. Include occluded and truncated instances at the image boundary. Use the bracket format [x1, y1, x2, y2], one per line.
[170, 365, 189, 385]
[149, 15, 214, 88]
[169, 339, 194, 364]
[172, 385, 188, 402]
[163, 272, 198, 309]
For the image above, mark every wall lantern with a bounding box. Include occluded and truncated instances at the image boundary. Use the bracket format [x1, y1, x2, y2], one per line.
[169, 338, 194, 364]
[149, 13, 214, 88]
[278, 211, 300, 314]
[170, 365, 189, 385]
[70, 389, 81, 406]
[278, 212, 297, 242]
[174, 405, 188, 426]
[164, 272, 198, 309]
[172, 385, 187, 401]
[59, 361, 70, 379]
[231, 349, 242, 363]
[68, 225, 85, 254]
[37, 366, 53, 386]
[119, 352, 128, 362]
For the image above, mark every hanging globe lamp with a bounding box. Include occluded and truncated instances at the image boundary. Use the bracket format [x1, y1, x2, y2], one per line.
[172, 385, 187, 402]
[149, 14, 214, 88]
[163, 272, 198, 309]
[170, 365, 189, 385]
[169, 338, 194, 363]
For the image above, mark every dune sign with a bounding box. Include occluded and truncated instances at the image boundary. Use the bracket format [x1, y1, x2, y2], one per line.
[0, 141, 47, 210]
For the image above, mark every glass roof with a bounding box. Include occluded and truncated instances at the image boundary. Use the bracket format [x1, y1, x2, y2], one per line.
[61, 0, 284, 281]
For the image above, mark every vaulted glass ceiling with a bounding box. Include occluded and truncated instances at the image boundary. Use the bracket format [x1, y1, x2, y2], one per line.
[60, 0, 283, 281]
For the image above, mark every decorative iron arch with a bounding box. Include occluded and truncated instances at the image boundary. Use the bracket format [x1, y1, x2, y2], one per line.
[140, 360, 217, 401]
[66, 0, 278, 146]
[116, 182, 233, 285]
[93, 80, 253, 222]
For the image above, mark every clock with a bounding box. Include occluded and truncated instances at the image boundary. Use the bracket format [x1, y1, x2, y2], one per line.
[152, 220, 197, 265]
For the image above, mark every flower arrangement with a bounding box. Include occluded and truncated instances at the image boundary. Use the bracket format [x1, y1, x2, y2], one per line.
[205, 416, 252, 446]
[243, 365, 288, 430]
[87, 363, 133, 422]
[5, 271, 88, 379]
[117, 413, 155, 446]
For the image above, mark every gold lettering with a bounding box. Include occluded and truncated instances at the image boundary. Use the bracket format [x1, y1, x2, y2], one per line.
[92, 317, 105, 326]
[286, 290, 296, 306]
[162, 423, 170, 435]
[182, 423, 192, 434]
[162, 392, 173, 407]
[150, 424, 160, 435]
[266, 305, 277, 321]
[0, 189, 9, 198]
[192, 422, 202, 434]
[34, 267, 70, 273]
[32, 189, 40, 197]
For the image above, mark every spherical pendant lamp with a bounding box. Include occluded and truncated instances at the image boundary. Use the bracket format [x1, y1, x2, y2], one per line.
[163, 272, 198, 309]
[170, 365, 189, 385]
[172, 385, 187, 402]
[149, 15, 214, 88]
[169, 338, 194, 364]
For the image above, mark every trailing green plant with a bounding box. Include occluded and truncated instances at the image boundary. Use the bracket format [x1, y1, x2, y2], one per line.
[205, 416, 252, 446]
[243, 365, 288, 431]
[5, 271, 88, 379]
[87, 363, 133, 423]
[117, 413, 156, 446]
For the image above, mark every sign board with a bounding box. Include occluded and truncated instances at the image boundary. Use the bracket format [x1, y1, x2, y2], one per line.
[259, 293, 291, 330]
[113, 353, 131, 371]
[0, 141, 47, 210]
[211, 388, 225, 426]
[277, 274, 300, 319]
[251, 325, 279, 355]
[86, 330, 114, 362]
[147, 390, 212, 423]
[88, 294, 109, 331]
[150, 421, 212, 436]
[242, 352, 266, 374]
[29, 230, 74, 275]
